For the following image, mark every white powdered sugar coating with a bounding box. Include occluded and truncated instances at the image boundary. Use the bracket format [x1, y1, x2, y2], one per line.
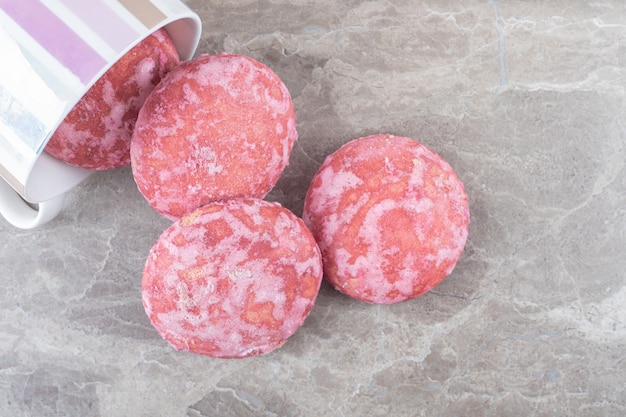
[142, 198, 323, 358]
[100, 58, 158, 142]
[303, 134, 470, 304]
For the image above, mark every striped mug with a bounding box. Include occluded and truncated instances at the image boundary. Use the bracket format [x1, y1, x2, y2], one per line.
[0, 0, 201, 229]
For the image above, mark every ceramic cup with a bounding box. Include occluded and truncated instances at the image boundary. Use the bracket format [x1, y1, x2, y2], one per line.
[0, 0, 201, 229]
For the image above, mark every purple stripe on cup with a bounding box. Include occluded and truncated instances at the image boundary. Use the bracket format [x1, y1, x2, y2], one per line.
[0, 0, 107, 85]
[58, 0, 141, 53]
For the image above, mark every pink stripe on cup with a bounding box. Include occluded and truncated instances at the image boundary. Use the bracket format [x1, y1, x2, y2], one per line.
[58, 0, 140, 53]
[0, 0, 107, 85]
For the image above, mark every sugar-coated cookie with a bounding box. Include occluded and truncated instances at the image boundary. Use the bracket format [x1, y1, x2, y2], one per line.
[142, 198, 323, 358]
[130, 53, 298, 220]
[303, 134, 470, 304]
[45, 29, 180, 170]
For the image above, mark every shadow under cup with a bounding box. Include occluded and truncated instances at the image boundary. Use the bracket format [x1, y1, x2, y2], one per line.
[0, 0, 201, 229]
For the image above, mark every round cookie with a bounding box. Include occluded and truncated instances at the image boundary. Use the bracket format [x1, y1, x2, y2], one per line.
[130, 53, 298, 220]
[302, 134, 470, 304]
[142, 198, 323, 358]
[45, 28, 180, 170]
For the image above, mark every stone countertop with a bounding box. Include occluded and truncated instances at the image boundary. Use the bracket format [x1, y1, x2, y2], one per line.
[1, 1, 625, 416]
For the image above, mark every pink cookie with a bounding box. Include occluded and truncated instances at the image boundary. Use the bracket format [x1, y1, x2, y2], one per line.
[130, 53, 298, 220]
[45, 29, 180, 170]
[142, 198, 323, 358]
[303, 134, 470, 304]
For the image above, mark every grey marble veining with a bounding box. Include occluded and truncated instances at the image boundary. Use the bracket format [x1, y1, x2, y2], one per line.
[1, 1, 625, 416]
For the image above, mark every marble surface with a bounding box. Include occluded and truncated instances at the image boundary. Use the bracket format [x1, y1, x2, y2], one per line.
[1, 1, 625, 416]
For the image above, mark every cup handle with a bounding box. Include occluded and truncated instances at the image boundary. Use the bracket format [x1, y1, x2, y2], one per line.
[0, 179, 64, 229]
